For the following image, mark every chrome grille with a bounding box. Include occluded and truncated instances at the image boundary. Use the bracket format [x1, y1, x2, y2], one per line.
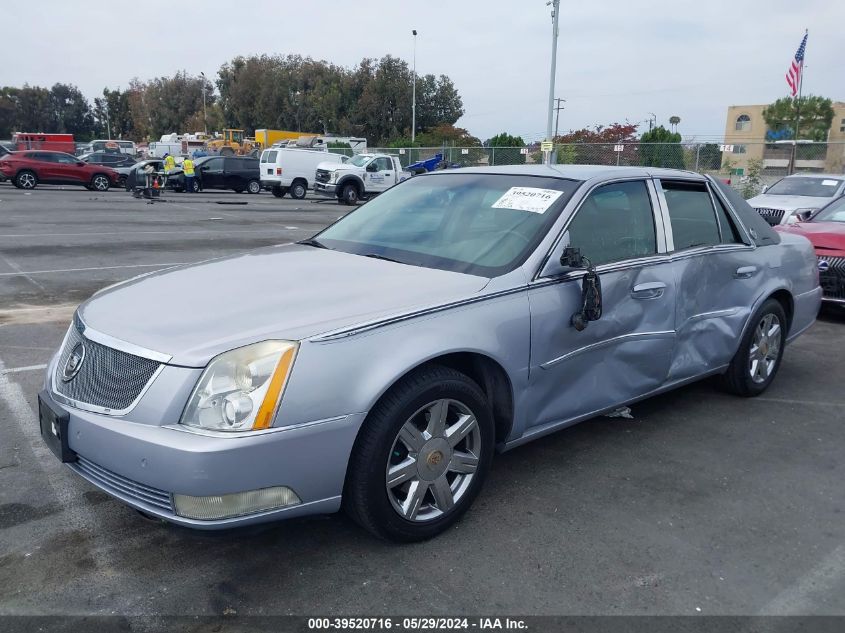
[315, 169, 330, 183]
[818, 255, 845, 300]
[755, 207, 786, 226]
[74, 456, 173, 512]
[53, 317, 161, 411]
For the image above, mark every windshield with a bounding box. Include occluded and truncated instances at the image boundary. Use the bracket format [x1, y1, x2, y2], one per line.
[813, 197, 845, 223]
[767, 176, 843, 198]
[348, 154, 371, 167]
[315, 173, 581, 276]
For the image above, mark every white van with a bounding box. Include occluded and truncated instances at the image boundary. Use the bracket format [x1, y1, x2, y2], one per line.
[259, 148, 347, 199]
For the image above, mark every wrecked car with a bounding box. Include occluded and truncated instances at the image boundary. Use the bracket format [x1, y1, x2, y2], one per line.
[39, 165, 821, 541]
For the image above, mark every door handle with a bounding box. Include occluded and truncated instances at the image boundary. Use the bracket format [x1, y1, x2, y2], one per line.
[734, 265, 758, 279]
[631, 281, 667, 300]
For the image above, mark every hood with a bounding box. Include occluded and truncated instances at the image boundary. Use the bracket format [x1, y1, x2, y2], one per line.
[746, 193, 832, 211]
[79, 244, 489, 367]
[777, 221, 845, 255]
[319, 161, 358, 172]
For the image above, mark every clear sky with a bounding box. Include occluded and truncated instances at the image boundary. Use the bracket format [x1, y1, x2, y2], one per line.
[4, 0, 842, 142]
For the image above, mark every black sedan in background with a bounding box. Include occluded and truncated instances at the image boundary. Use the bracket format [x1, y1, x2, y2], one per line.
[80, 152, 136, 168]
[169, 156, 261, 193]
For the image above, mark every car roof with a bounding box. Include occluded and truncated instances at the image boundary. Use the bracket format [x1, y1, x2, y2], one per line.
[780, 173, 844, 180]
[439, 164, 706, 182]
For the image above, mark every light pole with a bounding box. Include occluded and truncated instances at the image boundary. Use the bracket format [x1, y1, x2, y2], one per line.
[200, 72, 208, 135]
[545, 0, 561, 164]
[411, 29, 418, 144]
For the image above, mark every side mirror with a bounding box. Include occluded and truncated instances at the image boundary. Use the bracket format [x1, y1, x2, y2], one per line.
[77, 161, 85, 166]
[560, 247, 602, 331]
[560, 246, 586, 269]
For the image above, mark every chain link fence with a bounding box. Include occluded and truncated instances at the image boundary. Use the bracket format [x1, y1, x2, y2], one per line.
[359, 142, 844, 198]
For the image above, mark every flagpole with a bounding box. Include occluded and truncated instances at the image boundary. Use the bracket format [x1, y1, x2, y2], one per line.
[789, 29, 807, 175]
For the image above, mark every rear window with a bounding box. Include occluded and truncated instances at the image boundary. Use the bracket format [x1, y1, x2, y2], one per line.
[261, 150, 278, 163]
[767, 176, 843, 197]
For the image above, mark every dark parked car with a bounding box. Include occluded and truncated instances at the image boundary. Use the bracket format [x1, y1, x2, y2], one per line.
[80, 152, 137, 169]
[170, 156, 261, 193]
[0, 150, 119, 190]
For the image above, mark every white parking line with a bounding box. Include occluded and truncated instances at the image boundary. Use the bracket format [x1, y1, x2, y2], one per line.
[756, 397, 845, 407]
[0, 363, 48, 375]
[0, 263, 187, 277]
[0, 252, 47, 291]
[758, 545, 845, 615]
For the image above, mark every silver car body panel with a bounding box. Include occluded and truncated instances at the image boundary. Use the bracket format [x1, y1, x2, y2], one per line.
[44, 165, 822, 528]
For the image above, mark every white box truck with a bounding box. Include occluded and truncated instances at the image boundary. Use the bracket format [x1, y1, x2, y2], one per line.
[259, 148, 348, 199]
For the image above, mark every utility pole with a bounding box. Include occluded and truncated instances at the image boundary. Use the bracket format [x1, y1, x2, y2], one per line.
[411, 29, 418, 144]
[788, 28, 808, 176]
[200, 72, 208, 135]
[553, 97, 566, 139]
[647, 112, 657, 132]
[545, 0, 561, 165]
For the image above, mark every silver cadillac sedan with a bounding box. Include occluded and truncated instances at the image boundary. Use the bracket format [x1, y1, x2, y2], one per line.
[39, 165, 822, 541]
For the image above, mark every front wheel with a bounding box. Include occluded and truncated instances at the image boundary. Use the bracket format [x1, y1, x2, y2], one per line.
[341, 183, 359, 205]
[344, 365, 494, 542]
[90, 174, 110, 191]
[290, 181, 307, 199]
[720, 298, 787, 397]
[246, 179, 260, 194]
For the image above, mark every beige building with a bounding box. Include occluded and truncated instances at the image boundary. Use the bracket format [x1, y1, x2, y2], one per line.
[722, 102, 845, 175]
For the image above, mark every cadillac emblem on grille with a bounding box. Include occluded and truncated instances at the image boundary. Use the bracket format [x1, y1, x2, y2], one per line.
[818, 259, 830, 272]
[62, 342, 85, 382]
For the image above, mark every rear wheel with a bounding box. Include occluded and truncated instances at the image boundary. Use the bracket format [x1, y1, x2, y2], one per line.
[247, 179, 261, 194]
[118, 175, 128, 188]
[90, 174, 110, 191]
[16, 170, 37, 189]
[720, 298, 787, 397]
[341, 182, 360, 205]
[344, 365, 494, 542]
[290, 180, 307, 200]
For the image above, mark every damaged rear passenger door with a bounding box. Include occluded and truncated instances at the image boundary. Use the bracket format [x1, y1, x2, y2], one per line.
[526, 179, 677, 431]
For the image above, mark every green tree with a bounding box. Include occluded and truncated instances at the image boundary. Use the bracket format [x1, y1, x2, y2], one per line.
[762, 95, 834, 141]
[639, 125, 684, 168]
[487, 132, 525, 147]
[741, 158, 764, 199]
[49, 84, 94, 138]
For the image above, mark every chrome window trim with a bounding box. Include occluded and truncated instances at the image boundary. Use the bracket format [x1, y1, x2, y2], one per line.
[534, 176, 669, 281]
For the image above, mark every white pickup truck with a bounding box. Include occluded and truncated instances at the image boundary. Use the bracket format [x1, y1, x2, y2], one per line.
[313, 153, 410, 204]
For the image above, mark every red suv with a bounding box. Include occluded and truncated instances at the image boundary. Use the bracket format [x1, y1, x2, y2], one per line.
[0, 151, 119, 191]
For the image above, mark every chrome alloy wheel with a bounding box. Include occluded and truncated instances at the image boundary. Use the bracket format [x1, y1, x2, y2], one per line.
[386, 399, 481, 522]
[18, 172, 36, 189]
[749, 313, 782, 384]
[92, 175, 109, 191]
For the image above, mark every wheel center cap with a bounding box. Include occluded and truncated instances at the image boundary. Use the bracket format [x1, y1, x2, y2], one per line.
[416, 437, 451, 481]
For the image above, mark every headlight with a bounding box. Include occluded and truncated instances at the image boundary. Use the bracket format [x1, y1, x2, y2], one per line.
[180, 340, 298, 432]
[328, 171, 339, 183]
[786, 208, 816, 224]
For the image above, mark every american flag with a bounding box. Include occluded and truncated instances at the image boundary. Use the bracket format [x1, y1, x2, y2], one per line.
[785, 31, 808, 97]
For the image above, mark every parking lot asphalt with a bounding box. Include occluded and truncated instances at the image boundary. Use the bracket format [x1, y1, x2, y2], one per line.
[0, 181, 844, 617]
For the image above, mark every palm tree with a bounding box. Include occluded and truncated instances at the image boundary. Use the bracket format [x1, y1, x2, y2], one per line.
[669, 116, 681, 132]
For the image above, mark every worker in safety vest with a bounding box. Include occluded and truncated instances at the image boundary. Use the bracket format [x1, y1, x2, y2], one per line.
[182, 157, 196, 193]
[163, 153, 176, 173]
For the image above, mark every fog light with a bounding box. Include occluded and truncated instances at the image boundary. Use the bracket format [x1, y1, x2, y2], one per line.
[173, 486, 301, 520]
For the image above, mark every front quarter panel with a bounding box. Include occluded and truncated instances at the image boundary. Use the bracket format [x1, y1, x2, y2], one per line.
[277, 287, 531, 439]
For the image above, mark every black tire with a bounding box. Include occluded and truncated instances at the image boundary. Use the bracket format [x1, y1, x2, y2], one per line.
[118, 175, 127, 188]
[191, 179, 200, 193]
[720, 298, 787, 397]
[290, 180, 307, 200]
[90, 174, 110, 192]
[344, 365, 494, 542]
[341, 182, 360, 205]
[16, 170, 38, 190]
[272, 186, 285, 198]
[247, 179, 261, 194]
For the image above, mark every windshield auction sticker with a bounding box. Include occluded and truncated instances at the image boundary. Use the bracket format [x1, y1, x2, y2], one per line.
[492, 187, 564, 213]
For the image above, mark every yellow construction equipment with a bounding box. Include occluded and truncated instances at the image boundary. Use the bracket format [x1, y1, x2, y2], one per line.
[206, 129, 258, 157]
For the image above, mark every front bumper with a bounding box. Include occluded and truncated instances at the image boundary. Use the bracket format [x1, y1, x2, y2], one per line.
[40, 385, 365, 529]
[312, 182, 338, 197]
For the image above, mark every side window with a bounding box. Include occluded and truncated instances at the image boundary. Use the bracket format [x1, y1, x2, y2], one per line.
[566, 180, 657, 266]
[376, 157, 393, 171]
[56, 153, 78, 164]
[662, 181, 721, 250]
[203, 158, 223, 170]
[35, 152, 57, 162]
[712, 191, 744, 244]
